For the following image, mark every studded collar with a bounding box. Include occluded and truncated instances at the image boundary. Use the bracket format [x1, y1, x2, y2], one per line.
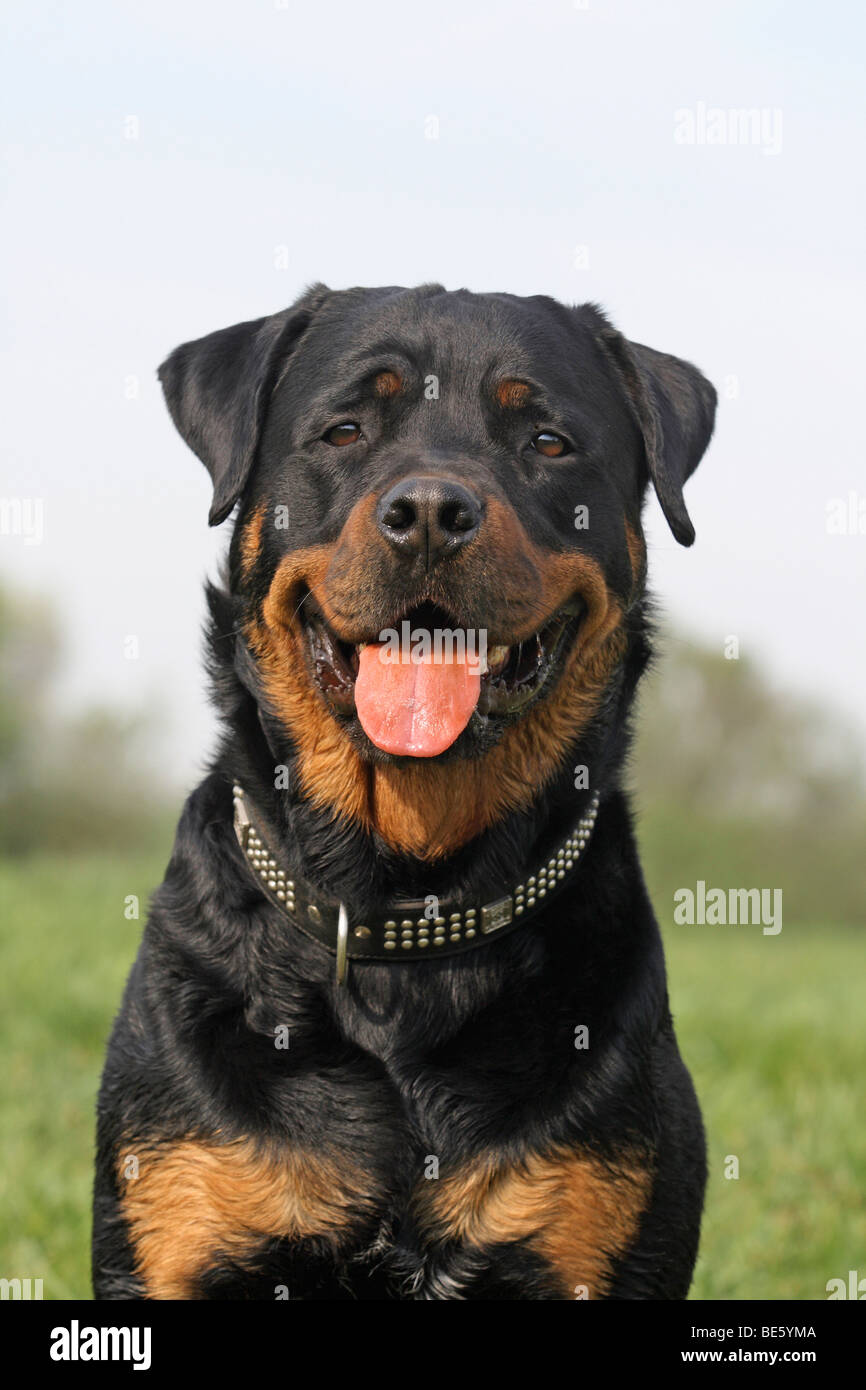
[232, 782, 600, 985]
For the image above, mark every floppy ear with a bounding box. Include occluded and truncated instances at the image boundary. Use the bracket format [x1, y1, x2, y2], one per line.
[158, 283, 330, 525]
[595, 320, 717, 546]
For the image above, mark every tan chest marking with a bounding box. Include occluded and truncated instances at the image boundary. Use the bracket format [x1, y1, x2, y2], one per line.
[414, 1147, 652, 1299]
[118, 1137, 377, 1299]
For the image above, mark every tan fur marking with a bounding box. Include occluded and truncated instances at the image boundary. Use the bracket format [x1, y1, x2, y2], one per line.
[240, 502, 268, 579]
[364, 609, 624, 858]
[119, 1137, 376, 1299]
[415, 1148, 652, 1298]
[251, 542, 373, 828]
[624, 519, 646, 596]
[374, 369, 402, 398]
[247, 493, 626, 859]
[495, 378, 531, 410]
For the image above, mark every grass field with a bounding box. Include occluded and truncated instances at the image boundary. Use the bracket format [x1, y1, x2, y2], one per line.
[1, 848, 863, 1301]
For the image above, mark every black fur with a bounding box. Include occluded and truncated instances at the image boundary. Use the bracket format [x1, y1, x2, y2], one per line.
[93, 284, 715, 1300]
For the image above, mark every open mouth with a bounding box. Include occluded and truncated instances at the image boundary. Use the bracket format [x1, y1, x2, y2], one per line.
[299, 594, 583, 758]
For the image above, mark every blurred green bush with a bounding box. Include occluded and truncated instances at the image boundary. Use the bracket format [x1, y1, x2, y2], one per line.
[0, 585, 174, 855]
[632, 632, 866, 926]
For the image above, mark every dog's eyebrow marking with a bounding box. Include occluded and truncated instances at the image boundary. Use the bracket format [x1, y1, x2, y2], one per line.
[495, 378, 532, 409]
[373, 369, 402, 399]
[293, 360, 412, 436]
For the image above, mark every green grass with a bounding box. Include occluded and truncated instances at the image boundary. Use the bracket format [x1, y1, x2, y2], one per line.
[670, 920, 866, 1300]
[1, 850, 863, 1300]
[0, 851, 162, 1300]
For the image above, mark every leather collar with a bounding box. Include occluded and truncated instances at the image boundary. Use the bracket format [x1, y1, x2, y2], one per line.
[232, 782, 600, 985]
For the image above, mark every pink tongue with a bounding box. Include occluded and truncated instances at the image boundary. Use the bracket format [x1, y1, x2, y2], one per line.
[355, 643, 481, 757]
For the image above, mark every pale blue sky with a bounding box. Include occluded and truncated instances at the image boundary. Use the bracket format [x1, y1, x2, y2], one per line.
[3, 0, 864, 779]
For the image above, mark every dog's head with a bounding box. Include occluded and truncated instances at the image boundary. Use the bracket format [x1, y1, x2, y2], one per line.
[160, 284, 715, 860]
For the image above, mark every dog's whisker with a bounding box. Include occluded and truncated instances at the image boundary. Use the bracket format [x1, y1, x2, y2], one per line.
[290, 588, 316, 626]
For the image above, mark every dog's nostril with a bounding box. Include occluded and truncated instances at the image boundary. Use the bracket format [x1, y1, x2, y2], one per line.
[380, 497, 417, 533]
[439, 498, 477, 535]
[377, 476, 482, 563]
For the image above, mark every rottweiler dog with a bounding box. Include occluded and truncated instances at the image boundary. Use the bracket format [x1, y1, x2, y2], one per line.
[93, 283, 716, 1300]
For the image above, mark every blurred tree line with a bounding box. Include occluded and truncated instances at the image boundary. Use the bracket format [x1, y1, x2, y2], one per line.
[0, 584, 173, 854]
[0, 583, 863, 924]
[632, 634, 866, 927]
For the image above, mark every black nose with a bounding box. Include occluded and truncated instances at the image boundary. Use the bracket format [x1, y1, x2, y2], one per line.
[376, 476, 482, 564]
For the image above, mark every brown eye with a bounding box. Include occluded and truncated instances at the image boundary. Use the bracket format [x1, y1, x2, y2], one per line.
[324, 422, 362, 446]
[531, 431, 569, 458]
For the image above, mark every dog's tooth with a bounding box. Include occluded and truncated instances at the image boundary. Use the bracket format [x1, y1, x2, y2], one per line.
[485, 644, 510, 676]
